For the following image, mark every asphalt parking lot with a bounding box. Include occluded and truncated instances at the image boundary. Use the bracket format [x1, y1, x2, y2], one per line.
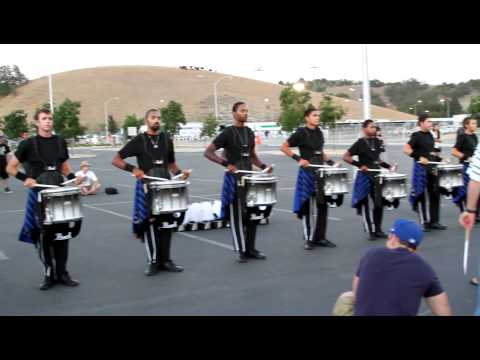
[0, 144, 478, 315]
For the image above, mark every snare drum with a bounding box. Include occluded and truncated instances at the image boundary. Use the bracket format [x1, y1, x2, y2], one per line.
[147, 180, 190, 215]
[376, 173, 408, 202]
[316, 168, 349, 195]
[243, 175, 278, 207]
[435, 164, 464, 191]
[40, 186, 83, 225]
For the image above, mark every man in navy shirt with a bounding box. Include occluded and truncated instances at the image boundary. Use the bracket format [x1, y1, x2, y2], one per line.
[352, 219, 452, 316]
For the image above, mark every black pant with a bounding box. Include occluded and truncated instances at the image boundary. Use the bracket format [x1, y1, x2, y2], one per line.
[298, 196, 328, 242]
[226, 190, 271, 254]
[358, 188, 383, 234]
[417, 172, 441, 225]
[143, 216, 178, 265]
[36, 230, 69, 279]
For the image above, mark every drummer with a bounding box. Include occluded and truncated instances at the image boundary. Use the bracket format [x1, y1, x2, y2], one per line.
[280, 107, 338, 250]
[403, 113, 447, 232]
[6, 108, 83, 290]
[204, 101, 274, 263]
[112, 108, 191, 276]
[452, 116, 479, 219]
[343, 119, 394, 241]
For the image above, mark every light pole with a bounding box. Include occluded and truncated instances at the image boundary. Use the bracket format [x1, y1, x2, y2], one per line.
[414, 100, 422, 115]
[440, 98, 450, 117]
[362, 44, 372, 119]
[104, 97, 119, 142]
[214, 76, 233, 120]
[48, 74, 54, 114]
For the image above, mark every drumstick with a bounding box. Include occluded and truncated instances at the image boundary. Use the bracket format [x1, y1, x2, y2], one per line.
[61, 178, 77, 186]
[417, 161, 447, 165]
[234, 170, 264, 174]
[464, 228, 471, 275]
[142, 175, 170, 181]
[172, 169, 193, 180]
[261, 164, 274, 173]
[34, 184, 60, 189]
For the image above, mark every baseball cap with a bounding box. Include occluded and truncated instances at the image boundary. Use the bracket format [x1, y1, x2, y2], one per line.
[80, 161, 90, 168]
[389, 219, 423, 248]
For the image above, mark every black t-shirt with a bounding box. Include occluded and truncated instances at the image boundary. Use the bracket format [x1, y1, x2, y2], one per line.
[354, 247, 444, 316]
[454, 133, 478, 162]
[15, 135, 69, 179]
[0, 143, 11, 160]
[407, 130, 436, 161]
[118, 132, 175, 173]
[348, 137, 385, 169]
[287, 126, 325, 164]
[212, 125, 255, 170]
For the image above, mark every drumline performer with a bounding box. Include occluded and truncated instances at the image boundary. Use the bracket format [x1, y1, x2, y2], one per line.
[452, 116, 480, 219]
[343, 119, 394, 241]
[403, 114, 448, 232]
[204, 101, 273, 263]
[280, 108, 338, 250]
[6, 108, 83, 290]
[112, 109, 191, 276]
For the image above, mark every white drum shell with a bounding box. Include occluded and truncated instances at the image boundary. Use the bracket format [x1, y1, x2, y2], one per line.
[148, 180, 190, 215]
[40, 187, 83, 225]
[244, 176, 278, 207]
[318, 168, 349, 195]
[377, 173, 408, 201]
[436, 164, 464, 190]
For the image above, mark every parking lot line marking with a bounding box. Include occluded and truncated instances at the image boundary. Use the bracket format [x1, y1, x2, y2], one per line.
[0, 251, 9, 261]
[83, 204, 232, 250]
[88, 201, 133, 206]
[0, 209, 25, 215]
[273, 207, 341, 221]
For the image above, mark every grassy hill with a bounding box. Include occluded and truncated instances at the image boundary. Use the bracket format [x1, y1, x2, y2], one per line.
[0, 66, 415, 130]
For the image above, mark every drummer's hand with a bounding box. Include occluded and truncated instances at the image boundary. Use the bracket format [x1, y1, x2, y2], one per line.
[360, 165, 369, 173]
[132, 167, 145, 180]
[333, 162, 340, 168]
[227, 164, 238, 174]
[265, 165, 274, 173]
[24, 178, 37, 188]
[459, 212, 475, 232]
[390, 164, 397, 172]
[180, 170, 191, 180]
[419, 156, 429, 165]
[299, 159, 310, 168]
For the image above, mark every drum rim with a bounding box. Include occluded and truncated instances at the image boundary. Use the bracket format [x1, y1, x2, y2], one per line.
[40, 187, 81, 195]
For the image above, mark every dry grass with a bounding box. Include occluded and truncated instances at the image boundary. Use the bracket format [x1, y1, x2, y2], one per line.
[0, 66, 415, 130]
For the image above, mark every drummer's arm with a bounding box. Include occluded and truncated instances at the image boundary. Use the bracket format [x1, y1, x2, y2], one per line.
[204, 143, 228, 167]
[343, 151, 357, 167]
[250, 150, 268, 171]
[61, 161, 83, 184]
[6, 156, 36, 188]
[112, 153, 144, 179]
[452, 147, 464, 160]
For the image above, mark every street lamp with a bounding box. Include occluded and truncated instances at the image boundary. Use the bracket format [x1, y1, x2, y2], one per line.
[213, 76, 233, 120]
[104, 97, 119, 142]
[413, 100, 422, 115]
[440, 98, 450, 118]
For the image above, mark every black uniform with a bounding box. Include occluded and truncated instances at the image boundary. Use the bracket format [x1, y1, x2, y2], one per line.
[348, 137, 391, 235]
[15, 135, 78, 281]
[119, 132, 180, 267]
[408, 130, 442, 225]
[288, 126, 329, 244]
[213, 125, 271, 256]
[0, 142, 11, 179]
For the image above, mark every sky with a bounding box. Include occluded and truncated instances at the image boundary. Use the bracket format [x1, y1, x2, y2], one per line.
[1, 44, 479, 85]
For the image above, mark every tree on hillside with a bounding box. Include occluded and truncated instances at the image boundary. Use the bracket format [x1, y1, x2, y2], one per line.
[468, 96, 480, 116]
[123, 114, 144, 134]
[201, 113, 219, 138]
[0, 65, 29, 96]
[1, 110, 29, 138]
[52, 98, 85, 139]
[108, 115, 119, 134]
[160, 101, 186, 134]
[318, 96, 345, 128]
[279, 85, 312, 132]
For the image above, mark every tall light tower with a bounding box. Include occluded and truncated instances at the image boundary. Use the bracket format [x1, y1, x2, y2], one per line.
[362, 45, 372, 120]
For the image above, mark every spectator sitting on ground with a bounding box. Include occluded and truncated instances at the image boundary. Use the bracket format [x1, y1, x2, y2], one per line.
[333, 219, 452, 316]
[75, 161, 101, 196]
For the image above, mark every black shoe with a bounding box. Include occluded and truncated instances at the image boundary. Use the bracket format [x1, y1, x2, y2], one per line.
[422, 224, 431, 232]
[429, 222, 447, 230]
[304, 241, 315, 250]
[144, 263, 160, 276]
[4, 187, 12, 194]
[315, 239, 337, 248]
[475, 218, 480, 224]
[368, 232, 377, 241]
[161, 260, 184, 272]
[247, 249, 267, 260]
[39, 276, 55, 291]
[374, 231, 388, 239]
[236, 252, 248, 263]
[57, 273, 79, 287]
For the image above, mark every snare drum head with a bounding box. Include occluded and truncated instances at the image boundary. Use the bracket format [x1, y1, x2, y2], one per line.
[244, 175, 277, 183]
[41, 186, 81, 197]
[148, 180, 188, 189]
